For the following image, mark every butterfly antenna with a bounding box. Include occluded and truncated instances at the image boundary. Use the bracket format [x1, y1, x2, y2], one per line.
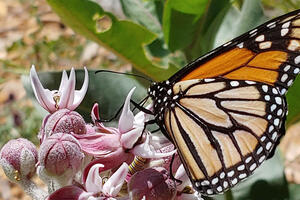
[95, 70, 153, 83]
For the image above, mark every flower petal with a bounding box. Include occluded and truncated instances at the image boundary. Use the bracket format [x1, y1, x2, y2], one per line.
[118, 88, 135, 134]
[47, 185, 88, 200]
[176, 193, 203, 200]
[132, 134, 177, 159]
[120, 127, 143, 149]
[91, 103, 100, 124]
[175, 164, 190, 192]
[59, 68, 76, 109]
[30, 65, 56, 113]
[102, 163, 128, 197]
[58, 70, 68, 92]
[85, 164, 104, 193]
[71, 67, 89, 110]
[133, 104, 153, 127]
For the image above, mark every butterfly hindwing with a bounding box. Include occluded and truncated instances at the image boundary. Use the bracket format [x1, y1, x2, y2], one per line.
[170, 9, 300, 95]
[162, 78, 287, 195]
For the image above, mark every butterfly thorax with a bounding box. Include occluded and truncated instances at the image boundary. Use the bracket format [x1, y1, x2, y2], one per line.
[148, 80, 178, 121]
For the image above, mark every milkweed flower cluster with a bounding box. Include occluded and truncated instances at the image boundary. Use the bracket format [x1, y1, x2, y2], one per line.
[0, 67, 202, 200]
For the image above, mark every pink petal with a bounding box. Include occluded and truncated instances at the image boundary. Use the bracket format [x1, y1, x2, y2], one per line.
[132, 135, 177, 159]
[82, 152, 133, 184]
[91, 103, 100, 124]
[71, 67, 89, 110]
[59, 68, 75, 109]
[174, 164, 190, 191]
[118, 88, 135, 134]
[102, 163, 128, 197]
[58, 70, 68, 92]
[85, 164, 104, 193]
[120, 127, 143, 149]
[133, 104, 153, 126]
[30, 65, 56, 113]
[176, 193, 203, 200]
[47, 185, 87, 200]
[90, 103, 116, 133]
[71, 132, 120, 156]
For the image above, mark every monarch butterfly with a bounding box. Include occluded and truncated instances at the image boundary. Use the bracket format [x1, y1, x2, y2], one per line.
[144, 9, 300, 195]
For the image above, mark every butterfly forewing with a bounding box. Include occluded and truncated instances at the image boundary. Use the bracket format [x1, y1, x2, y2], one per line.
[163, 78, 287, 195]
[170, 10, 300, 95]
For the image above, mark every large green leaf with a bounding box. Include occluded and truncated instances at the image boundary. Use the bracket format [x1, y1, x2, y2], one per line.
[286, 75, 300, 126]
[163, 0, 209, 52]
[120, 0, 183, 71]
[214, 0, 267, 47]
[120, 0, 163, 36]
[288, 184, 300, 200]
[47, 0, 178, 81]
[22, 69, 147, 123]
[184, 0, 231, 61]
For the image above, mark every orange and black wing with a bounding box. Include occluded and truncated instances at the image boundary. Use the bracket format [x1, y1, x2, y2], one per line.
[169, 9, 300, 95]
[164, 78, 287, 195]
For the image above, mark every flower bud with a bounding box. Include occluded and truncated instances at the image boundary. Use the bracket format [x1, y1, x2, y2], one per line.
[0, 138, 38, 182]
[41, 109, 86, 141]
[128, 167, 176, 200]
[39, 133, 84, 176]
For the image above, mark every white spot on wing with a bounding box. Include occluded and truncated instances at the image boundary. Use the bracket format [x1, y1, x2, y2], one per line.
[274, 118, 280, 126]
[282, 21, 291, 28]
[245, 157, 252, 163]
[257, 147, 263, 154]
[230, 81, 239, 87]
[255, 35, 265, 42]
[201, 180, 209, 186]
[281, 28, 289, 36]
[281, 74, 288, 82]
[275, 97, 282, 105]
[259, 155, 266, 163]
[266, 142, 272, 150]
[267, 22, 276, 28]
[250, 163, 257, 171]
[237, 42, 244, 48]
[212, 177, 219, 184]
[295, 56, 300, 64]
[262, 85, 268, 92]
[259, 41, 272, 49]
[284, 65, 290, 72]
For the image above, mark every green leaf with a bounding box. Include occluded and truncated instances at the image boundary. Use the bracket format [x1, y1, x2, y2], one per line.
[184, 0, 231, 61]
[47, 0, 178, 81]
[163, 0, 209, 51]
[22, 69, 147, 123]
[286, 75, 300, 126]
[120, 0, 185, 72]
[214, 0, 267, 47]
[288, 184, 300, 200]
[120, 0, 163, 36]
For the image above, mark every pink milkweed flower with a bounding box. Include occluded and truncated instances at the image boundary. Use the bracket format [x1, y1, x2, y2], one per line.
[73, 88, 176, 178]
[30, 65, 89, 113]
[47, 163, 129, 200]
[128, 167, 177, 200]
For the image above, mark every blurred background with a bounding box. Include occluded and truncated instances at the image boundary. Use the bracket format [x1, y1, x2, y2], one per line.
[0, 0, 300, 199]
